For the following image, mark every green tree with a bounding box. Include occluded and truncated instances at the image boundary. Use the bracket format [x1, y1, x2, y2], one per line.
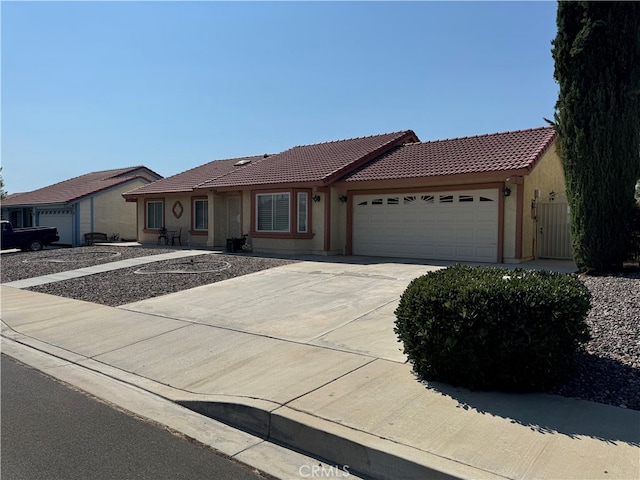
[0, 167, 6, 200]
[552, 1, 640, 273]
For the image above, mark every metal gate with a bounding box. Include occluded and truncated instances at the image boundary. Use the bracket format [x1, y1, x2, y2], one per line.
[537, 201, 572, 259]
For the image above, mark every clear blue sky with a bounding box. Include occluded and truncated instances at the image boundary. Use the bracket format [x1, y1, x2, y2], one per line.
[2, 1, 559, 194]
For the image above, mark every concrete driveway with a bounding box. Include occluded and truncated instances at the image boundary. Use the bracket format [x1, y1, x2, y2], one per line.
[118, 259, 441, 363]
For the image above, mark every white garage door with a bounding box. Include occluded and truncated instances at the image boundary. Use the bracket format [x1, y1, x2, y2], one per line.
[39, 210, 73, 245]
[353, 189, 499, 262]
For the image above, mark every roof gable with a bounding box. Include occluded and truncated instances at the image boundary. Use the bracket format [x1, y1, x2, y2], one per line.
[198, 131, 418, 189]
[342, 127, 557, 182]
[1, 166, 162, 207]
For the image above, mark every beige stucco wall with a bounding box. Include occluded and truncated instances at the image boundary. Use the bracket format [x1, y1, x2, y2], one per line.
[134, 198, 146, 242]
[240, 191, 252, 244]
[502, 191, 518, 262]
[248, 191, 326, 255]
[78, 197, 92, 238]
[92, 180, 147, 240]
[135, 192, 245, 248]
[135, 193, 205, 247]
[330, 188, 348, 255]
[310, 194, 328, 253]
[521, 145, 566, 260]
[212, 194, 226, 247]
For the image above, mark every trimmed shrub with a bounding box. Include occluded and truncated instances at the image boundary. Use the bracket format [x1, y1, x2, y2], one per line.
[394, 265, 592, 392]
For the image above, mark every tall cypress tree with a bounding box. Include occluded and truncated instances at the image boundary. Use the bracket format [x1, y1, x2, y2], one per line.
[552, 1, 640, 273]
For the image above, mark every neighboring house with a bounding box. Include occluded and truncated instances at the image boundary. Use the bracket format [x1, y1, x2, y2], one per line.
[1, 167, 162, 246]
[124, 127, 569, 263]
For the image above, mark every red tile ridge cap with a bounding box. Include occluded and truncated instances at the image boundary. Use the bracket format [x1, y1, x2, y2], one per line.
[321, 130, 419, 185]
[289, 129, 416, 149]
[406, 126, 555, 146]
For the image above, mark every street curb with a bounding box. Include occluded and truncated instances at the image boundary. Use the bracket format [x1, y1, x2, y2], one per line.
[177, 398, 506, 480]
[177, 400, 272, 439]
[1, 337, 364, 480]
[2, 333, 498, 480]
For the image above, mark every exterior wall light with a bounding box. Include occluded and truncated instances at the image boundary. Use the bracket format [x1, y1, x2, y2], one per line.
[503, 187, 511, 197]
[312, 195, 321, 203]
[339, 195, 348, 203]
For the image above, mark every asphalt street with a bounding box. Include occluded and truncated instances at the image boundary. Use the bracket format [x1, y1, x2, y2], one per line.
[1, 355, 268, 480]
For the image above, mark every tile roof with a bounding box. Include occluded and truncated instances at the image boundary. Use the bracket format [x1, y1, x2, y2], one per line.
[198, 130, 418, 189]
[342, 127, 557, 182]
[123, 155, 265, 197]
[1, 167, 161, 207]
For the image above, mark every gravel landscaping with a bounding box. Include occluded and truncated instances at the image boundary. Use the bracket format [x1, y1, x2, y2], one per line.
[1, 246, 177, 283]
[1, 246, 638, 410]
[549, 273, 640, 410]
[1, 246, 294, 304]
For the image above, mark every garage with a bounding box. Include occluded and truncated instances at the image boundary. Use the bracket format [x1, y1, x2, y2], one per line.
[38, 209, 73, 245]
[352, 189, 499, 262]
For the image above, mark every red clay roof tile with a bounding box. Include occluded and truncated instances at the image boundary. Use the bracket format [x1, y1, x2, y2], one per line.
[2, 167, 161, 206]
[342, 127, 556, 182]
[198, 131, 417, 189]
[124, 155, 264, 197]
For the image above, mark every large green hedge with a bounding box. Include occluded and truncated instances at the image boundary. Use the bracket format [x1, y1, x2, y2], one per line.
[394, 265, 592, 391]
[552, 2, 640, 273]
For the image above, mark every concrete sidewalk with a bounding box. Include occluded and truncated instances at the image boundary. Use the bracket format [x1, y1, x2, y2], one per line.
[2, 249, 212, 288]
[1, 258, 638, 479]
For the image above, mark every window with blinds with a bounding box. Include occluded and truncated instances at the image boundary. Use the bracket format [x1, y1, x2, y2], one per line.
[297, 192, 308, 233]
[193, 199, 208, 230]
[146, 201, 163, 229]
[257, 193, 290, 232]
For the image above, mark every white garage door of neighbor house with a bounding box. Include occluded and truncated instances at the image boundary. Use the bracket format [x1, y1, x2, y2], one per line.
[39, 210, 73, 245]
[353, 189, 499, 262]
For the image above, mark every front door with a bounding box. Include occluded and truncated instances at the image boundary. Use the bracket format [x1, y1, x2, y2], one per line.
[227, 195, 241, 238]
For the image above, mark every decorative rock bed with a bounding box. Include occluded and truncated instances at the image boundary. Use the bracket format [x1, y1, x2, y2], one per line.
[2, 247, 295, 307]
